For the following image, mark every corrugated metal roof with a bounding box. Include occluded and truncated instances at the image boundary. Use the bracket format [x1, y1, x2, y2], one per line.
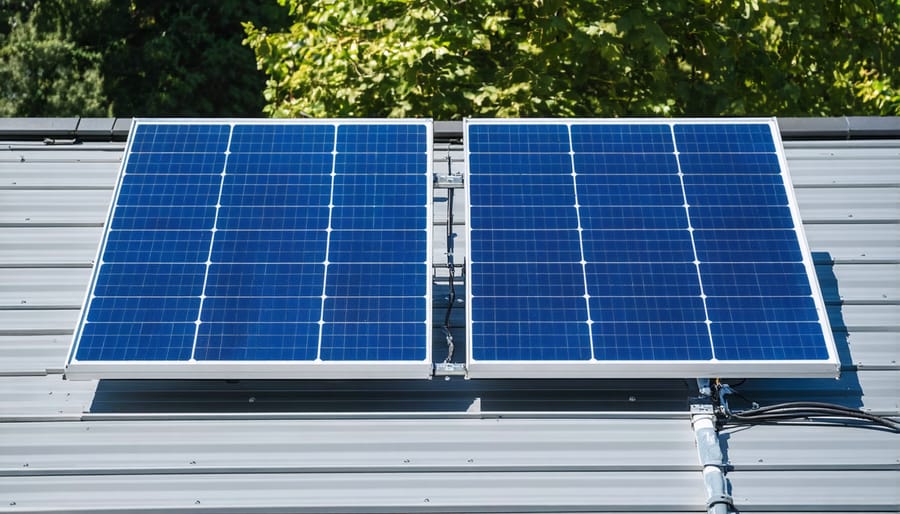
[0, 120, 897, 513]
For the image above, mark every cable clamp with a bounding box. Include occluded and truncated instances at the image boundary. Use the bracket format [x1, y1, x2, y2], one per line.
[707, 494, 734, 509]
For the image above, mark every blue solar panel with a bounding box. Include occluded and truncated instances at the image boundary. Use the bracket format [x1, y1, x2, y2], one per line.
[466, 119, 837, 378]
[67, 119, 432, 379]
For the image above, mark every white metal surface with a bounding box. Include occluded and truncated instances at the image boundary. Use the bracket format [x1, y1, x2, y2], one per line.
[0, 122, 897, 514]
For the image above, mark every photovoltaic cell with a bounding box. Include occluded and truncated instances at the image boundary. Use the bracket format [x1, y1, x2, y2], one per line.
[466, 118, 837, 378]
[67, 119, 432, 379]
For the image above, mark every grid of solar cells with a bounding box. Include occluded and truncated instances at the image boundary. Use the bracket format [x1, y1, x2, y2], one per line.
[572, 124, 711, 361]
[467, 124, 590, 360]
[322, 124, 429, 361]
[78, 123, 229, 361]
[466, 120, 830, 371]
[675, 124, 828, 360]
[71, 120, 430, 372]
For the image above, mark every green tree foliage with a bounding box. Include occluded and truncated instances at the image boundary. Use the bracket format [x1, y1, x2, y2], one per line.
[0, 0, 288, 116]
[0, 2, 108, 116]
[244, 0, 899, 118]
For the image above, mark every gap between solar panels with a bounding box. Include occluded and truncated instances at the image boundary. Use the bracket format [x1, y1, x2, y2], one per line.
[465, 118, 838, 379]
[66, 119, 434, 379]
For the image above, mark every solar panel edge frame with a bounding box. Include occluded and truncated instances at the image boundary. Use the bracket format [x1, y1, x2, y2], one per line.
[463, 117, 839, 379]
[65, 118, 434, 380]
[66, 117, 140, 379]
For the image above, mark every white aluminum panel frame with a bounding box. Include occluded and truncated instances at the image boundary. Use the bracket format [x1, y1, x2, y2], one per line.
[464, 117, 839, 379]
[66, 118, 433, 380]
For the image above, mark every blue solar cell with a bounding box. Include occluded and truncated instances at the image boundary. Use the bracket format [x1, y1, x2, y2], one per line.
[685, 174, 789, 206]
[88, 297, 200, 323]
[129, 124, 231, 154]
[571, 124, 674, 153]
[93, 263, 206, 297]
[328, 229, 426, 263]
[470, 206, 578, 231]
[205, 263, 325, 297]
[585, 262, 702, 297]
[330, 206, 426, 231]
[579, 206, 688, 230]
[217, 206, 330, 230]
[573, 152, 678, 174]
[126, 152, 228, 175]
[325, 297, 425, 323]
[333, 173, 427, 206]
[689, 205, 795, 229]
[471, 185, 578, 208]
[337, 124, 426, 154]
[576, 174, 684, 206]
[700, 262, 813, 297]
[470, 229, 582, 263]
[76, 322, 195, 361]
[469, 173, 575, 204]
[468, 152, 573, 175]
[117, 174, 222, 206]
[221, 174, 332, 206]
[195, 322, 320, 361]
[334, 153, 427, 174]
[226, 152, 334, 174]
[230, 124, 335, 154]
[471, 322, 591, 361]
[581, 229, 695, 263]
[693, 229, 803, 263]
[677, 153, 781, 174]
[211, 229, 328, 263]
[674, 124, 776, 153]
[201, 296, 322, 323]
[591, 322, 712, 360]
[712, 322, 828, 360]
[111, 206, 216, 230]
[470, 262, 587, 298]
[469, 124, 570, 154]
[102, 230, 212, 263]
[325, 263, 426, 297]
[320, 323, 426, 361]
[706, 296, 819, 322]
[471, 296, 588, 322]
[589, 296, 706, 323]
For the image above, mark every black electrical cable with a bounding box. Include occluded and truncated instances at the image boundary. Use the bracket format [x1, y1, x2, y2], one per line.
[441, 150, 456, 363]
[721, 399, 900, 432]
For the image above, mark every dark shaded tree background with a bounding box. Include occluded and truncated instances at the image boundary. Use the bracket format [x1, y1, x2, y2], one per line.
[0, 0, 288, 116]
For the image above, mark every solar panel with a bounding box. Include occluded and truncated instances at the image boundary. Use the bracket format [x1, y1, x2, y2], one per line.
[66, 119, 432, 379]
[465, 118, 838, 378]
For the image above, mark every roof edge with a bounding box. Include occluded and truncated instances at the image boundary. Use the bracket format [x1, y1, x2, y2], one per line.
[0, 117, 131, 141]
[0, 117, 896, 142]
[439, 117, 900, 141]
[778, 116, 900, 140]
